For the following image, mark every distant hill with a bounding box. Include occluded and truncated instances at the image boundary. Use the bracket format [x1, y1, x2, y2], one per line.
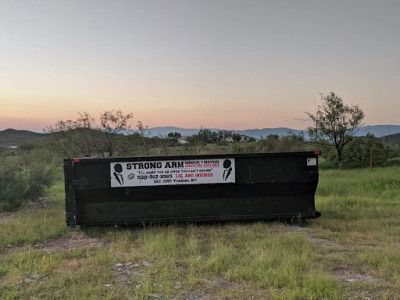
[140, 125, 400, 140]
[1, 124, 399, 147]
[141, 127, 209, 138]
[356, 125, 400, 138]
[379, 133, 400, 146]
[138, 126, 306, 139]
[0, 129, 46, 147]
[236, 128, 305, 139]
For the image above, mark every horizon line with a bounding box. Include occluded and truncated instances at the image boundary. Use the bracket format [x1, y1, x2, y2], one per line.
[2, 123, 400, 134]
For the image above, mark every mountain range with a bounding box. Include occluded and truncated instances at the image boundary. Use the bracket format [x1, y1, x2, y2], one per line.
[1, 125, 400, 147]
[141, 125, 400, 140]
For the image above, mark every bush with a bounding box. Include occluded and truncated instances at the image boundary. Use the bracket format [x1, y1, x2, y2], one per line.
[0, 171, 29, 211]
[257, 134, 309, 153]
[0, 149, 57, 212]
[25, 164, 56, 201]
[342, 134, 390, 168]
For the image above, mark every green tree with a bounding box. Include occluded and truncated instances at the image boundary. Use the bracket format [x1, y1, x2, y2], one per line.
[217, 130, 233, 141]
[232, 133, 241, 143]
[100, 110, 133, 156]
[48, 110, 133, 157]
[167, 132, 182, 139]
[47, 112, 101, 157]
[344, 134, 389, 167]
[192, 129, 218, 145]
[307, 92, 365, 168]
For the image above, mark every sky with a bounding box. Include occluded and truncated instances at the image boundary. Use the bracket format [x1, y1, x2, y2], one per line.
[1, 0, 399, 132]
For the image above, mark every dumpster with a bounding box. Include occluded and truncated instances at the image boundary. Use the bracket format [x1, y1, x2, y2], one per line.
[64, 152, 321, 228]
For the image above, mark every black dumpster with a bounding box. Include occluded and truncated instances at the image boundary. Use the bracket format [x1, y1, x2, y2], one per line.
[64, 152, 321, 228]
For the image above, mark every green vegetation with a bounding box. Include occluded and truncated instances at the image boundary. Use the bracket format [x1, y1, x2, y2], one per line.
[47, 110, 134, 157]
[1, 165, 400, 299]
[0, 146, 57, 211]
[1, 125, 397, 212]
[307, 92, 365, 168]
[0, 182, 68, 251]
[1, 114, 400, 298]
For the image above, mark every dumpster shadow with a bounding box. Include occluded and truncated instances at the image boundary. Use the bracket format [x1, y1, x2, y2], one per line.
[78, 217, 310, 236]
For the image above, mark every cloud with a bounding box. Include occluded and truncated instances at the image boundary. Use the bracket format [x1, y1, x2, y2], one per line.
[293, 118, 309, 122]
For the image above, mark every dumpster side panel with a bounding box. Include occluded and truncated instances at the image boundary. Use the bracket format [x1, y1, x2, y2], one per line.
[64, 152, 320, 227]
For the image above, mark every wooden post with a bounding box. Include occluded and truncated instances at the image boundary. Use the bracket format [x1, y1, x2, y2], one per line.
[369, 147, 373, 169]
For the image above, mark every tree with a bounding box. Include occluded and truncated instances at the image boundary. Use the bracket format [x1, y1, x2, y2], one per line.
[167, 132, 182, 139]
[307, 92, 365, 168]
[136, 121, 149, 137]
[47, 112, 101, 157]
[343, 134, 389, 167]
[47, 110, 133, 157]
[136, 121, 151, 155]
[191, 129, 218, 145]
[100, 110, 133, 156]
[217, 130, 233, 141]
[232, 133, 241, 143]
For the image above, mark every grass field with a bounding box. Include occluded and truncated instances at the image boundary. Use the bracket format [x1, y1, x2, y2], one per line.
[1, 166, 399, 299]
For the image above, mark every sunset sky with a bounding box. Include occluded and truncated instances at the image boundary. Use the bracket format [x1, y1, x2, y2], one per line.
[1, 0, 399, 132]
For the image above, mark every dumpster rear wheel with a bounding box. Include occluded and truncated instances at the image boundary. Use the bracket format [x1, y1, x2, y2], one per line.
[286, 215, 306, 226]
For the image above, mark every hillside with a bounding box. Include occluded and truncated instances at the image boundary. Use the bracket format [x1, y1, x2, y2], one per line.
[357, 125, 400, 137]
[0, 129, 46, 147]
[379, 132, 400, 146]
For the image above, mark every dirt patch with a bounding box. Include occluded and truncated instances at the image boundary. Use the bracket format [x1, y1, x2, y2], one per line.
[333, 268, 388, 285]
[333, 267, 392, 299]
[0, 198, 51, 225]
[287, 225, 349, 251]
[0, 213, 15, 224]
[109, 261, 145, 288]
[3, 232, 108, 254]
[201, 277, 246, 293]
[105, 263, 271, 299]
[39, 232, 108, 253]
[199, 277, 272, 300]
[24, 197, 53, 210]
[286, 225, 309, 232]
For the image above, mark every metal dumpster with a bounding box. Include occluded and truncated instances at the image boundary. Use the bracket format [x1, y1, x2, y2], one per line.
[64, 152, 321, 228]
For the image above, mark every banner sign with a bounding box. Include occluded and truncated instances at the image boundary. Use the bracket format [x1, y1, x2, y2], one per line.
[110, 158, 235, 187]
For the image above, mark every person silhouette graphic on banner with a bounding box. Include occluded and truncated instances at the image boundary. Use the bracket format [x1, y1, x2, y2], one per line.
[223, 159, 232, 181]
[113, 164, 124, 185]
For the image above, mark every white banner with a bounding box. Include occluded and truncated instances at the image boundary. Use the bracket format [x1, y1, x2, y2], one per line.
[110, 158, 235, 187]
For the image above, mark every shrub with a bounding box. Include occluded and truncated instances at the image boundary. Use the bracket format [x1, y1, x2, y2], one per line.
[0, 171, 29, 211]
[342, 134, 390, 168]
[24, 164, 56, 201]
[0, 149, 56, 212]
